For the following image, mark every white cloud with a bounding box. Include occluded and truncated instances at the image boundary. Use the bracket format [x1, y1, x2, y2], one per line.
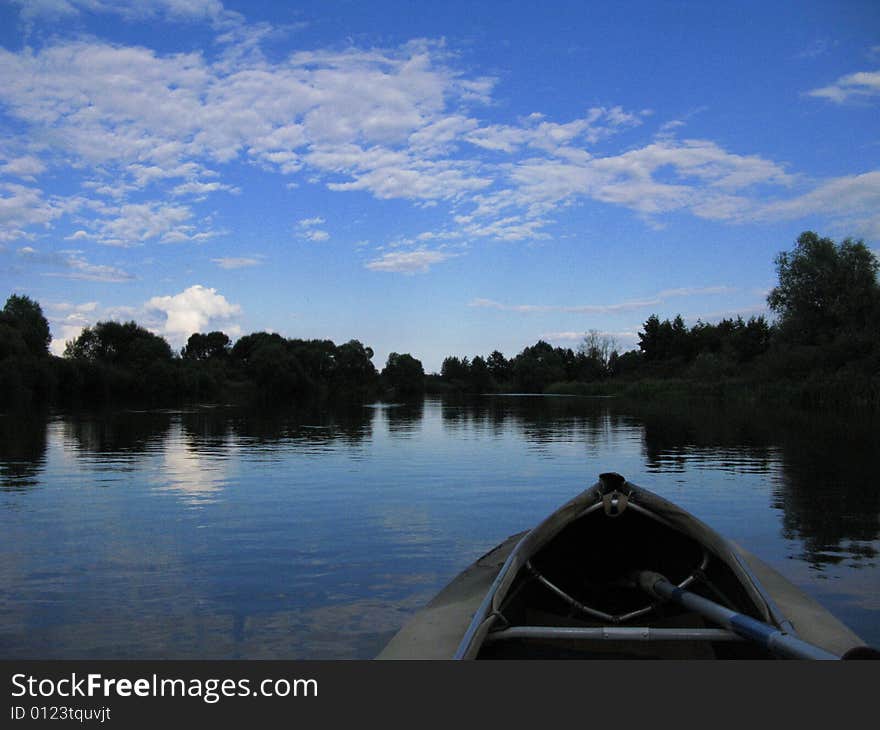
[146, 284, 241, 344]
[0, 21, 875, 262]
[458, 137, 794, 239]
[14, 243, 134, 282]
[806, 70, 880, 103]
[45, 284, 242, 354]
[45, 299, 99, 355]
[211, 256, 263, 269]
[303, 229, 330, 242]
[42, 254, 134, 282]
[56, 255, 134, 282]
[10, 0, 239, 27]
[541, 330, 637, 344]
[171, 180, 238, 197]
[464, 107, 646, 155]
[754, 171, 880, 239]
[469, 286, 736, 315]
[0, 183, 62, 232]
[795, 40, 836, 60]
[296, 217, 330, 241]
[77, 201, 213, 246]
[365, 247, 455, 273]
[1, 156, 47, 180]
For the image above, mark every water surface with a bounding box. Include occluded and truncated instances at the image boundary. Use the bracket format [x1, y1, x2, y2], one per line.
[1, 396, 877, 657]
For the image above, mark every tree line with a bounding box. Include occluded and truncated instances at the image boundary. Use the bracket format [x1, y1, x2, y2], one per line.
[1, 231, 878, 410]
[429, 231, 880, 402]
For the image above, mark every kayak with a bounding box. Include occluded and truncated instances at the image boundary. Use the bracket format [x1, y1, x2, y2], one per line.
[378, 473, 874, 660]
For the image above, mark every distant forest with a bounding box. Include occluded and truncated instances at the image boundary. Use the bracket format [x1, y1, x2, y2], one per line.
[2, 231, 878, 411]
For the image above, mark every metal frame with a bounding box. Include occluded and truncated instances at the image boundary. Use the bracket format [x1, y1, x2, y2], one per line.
[524, 548, 710, 625]
[484, 626, 743, 644]
[453, 481, 842, 660]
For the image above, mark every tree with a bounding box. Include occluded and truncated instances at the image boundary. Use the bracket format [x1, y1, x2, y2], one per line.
[249, 343, 310, 399]
[441, 356, 469, 383]
[382, 352, 424, 395]
[638, 314, 693, 362]
[730, 316, 772, 363]
[511, 340, 566, 391]
[579, 330, 619, 378]
[288, 339, 337, 383]
[2, 294, 51, 357]
[612, 349, 643, 376]
[767, 231, 880, 345]
[0, 322, 28, 360]
[182, 331, 230, 360]
[468, 355, 492, 392]
[638, 315, 663, 360]
[64, 321, 173, 366]
[486, 350, 511, 383]
[230, 332, 286, 364]
[334, 339, 377, 390]
[670, 315, 690, 360]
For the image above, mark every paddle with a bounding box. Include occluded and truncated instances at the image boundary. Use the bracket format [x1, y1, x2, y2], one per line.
[634, 570, 840, 660]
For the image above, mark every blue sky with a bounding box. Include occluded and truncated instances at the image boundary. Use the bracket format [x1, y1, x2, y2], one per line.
[0, 0, 878, 371]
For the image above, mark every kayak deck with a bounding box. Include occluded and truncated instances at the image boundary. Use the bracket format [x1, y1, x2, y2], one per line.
[475, 502, 771, 659]
[378, 477, 864, 660]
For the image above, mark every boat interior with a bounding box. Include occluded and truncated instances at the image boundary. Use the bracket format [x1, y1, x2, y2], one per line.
[476, 504, 777, 659]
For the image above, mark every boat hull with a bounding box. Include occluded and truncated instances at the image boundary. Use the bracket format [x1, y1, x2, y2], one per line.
[378, 479, 864, 660]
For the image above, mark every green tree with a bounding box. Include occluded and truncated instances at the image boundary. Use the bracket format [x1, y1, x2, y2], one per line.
[182, 331, 231, 360]
[638, 315, 663, 360]
[2, 294, 51, 357]
[729, 316, 772, 363]
[578, 330, 618, 379]
[334, 339, 377, 391]
[767, 231, 880, 345]
[0, 322, 29, 360]
[249, 343, 310, 399]
[511, 341, 566, 391]
[468, 355, 492, 392]
[486, 350, 511, 383]
[230, 332, 286, 363]
[382, 352, 424, 395]
[64, 321, 173, 366]
[441, 356, 470, 383]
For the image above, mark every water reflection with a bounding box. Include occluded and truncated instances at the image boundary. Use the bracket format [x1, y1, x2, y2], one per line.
[384, 401, 424, 438]
[639, 402, 778, 475]
[62, 410, 173, 461]
[772, 418, 880, 569]
[226, 406, 372, 450]
[152, 420, 234, 507]
[635, 400, 880, 570]
[0, 413, 47, 491]
[0, 397, 878, 657]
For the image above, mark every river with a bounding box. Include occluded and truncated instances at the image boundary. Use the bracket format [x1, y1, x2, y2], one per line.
[0, 395, 877, 657]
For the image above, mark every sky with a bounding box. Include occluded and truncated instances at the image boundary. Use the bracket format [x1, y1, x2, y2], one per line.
[0, 0, 878, 371]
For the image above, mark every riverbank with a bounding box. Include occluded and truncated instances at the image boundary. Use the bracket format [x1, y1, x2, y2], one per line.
[542, 374, 880, 412]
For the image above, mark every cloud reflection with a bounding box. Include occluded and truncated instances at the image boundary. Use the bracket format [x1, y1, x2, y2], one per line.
[151, 420, 237, 507]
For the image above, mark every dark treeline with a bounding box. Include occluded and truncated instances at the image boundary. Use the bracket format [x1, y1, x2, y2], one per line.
[2, 231, 878, 411]
[428, 314, 775, 393]
[0, 301, 426, 408]
[429, 231, 880, 406]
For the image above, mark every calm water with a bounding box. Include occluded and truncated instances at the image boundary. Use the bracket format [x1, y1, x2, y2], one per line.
[0, 396, 878, 658]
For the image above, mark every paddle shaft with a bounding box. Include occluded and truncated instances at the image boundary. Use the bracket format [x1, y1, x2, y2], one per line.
[636, 571, 839, 660]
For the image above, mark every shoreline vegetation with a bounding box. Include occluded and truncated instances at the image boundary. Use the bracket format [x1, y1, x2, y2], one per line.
[3, 232, 878, 413]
